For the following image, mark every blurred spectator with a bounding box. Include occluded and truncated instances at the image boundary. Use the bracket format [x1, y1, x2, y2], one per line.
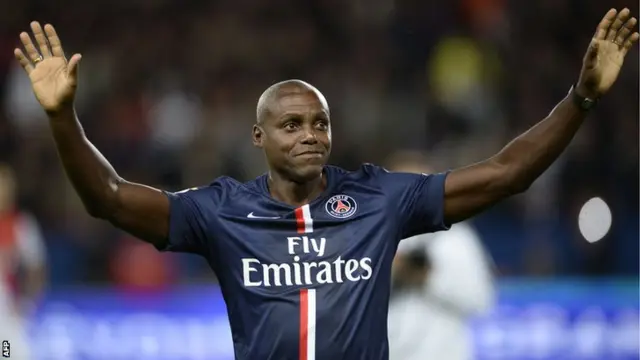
[386, 150, 496, 360]
[0, 163, 46, 360]
[109, 234, 178, 291]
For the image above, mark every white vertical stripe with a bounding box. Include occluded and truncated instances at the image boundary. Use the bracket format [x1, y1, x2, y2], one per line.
[307, 288, 316, 360]
[301, 204, 314, 233]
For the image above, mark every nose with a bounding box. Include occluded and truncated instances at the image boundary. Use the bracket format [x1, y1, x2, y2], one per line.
[300, 127, 318, 145]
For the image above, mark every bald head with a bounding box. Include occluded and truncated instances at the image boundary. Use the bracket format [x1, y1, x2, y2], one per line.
[252, 79, 332, 182]
[256, 79, 329, 124]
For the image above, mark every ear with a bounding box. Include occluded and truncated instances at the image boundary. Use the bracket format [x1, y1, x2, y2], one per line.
[252, 124, 263, 148]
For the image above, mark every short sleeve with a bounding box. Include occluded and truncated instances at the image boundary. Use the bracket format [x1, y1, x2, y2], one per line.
[373, 166, 451, 239]
[157, 179, 229, 254]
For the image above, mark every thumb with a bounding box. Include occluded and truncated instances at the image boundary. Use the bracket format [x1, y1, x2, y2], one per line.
[584, 42, 599, 68]
[67, 54, 82, 83]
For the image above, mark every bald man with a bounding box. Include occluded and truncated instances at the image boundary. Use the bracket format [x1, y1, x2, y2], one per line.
[13, 10, 640, 359]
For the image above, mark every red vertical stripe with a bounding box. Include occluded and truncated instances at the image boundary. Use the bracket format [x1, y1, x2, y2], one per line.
[299, 289, 309, 360]
[295, 207, 305, 234]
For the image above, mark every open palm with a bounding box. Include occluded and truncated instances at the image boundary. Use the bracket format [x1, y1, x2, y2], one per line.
[577, 8, 639, 98]
[14, 22, 82, 114]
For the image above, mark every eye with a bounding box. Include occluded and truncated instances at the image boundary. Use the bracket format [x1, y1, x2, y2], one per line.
[284, 122, 298, 131]
[315, 119, 329, 131]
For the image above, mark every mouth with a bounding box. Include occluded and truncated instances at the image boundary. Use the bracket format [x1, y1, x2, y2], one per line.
[296, 151, 324, 158]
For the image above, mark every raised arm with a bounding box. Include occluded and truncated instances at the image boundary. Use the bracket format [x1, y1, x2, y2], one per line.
[443, 8, 639, 224]
[14, 22, 170, 248]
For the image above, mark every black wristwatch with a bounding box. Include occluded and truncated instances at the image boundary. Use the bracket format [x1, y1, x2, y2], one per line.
[570, 85, 598, 111]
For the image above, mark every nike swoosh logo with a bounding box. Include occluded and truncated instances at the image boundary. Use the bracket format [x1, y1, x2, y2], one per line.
[247, 212, 280, 219]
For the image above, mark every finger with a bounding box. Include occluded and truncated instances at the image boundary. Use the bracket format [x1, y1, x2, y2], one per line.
[606, 8, 630, 41]
[595, 9, 617, 40]
[67, 54, 82, 83]
[43, 24, 65, 59]
[584, 41, 599, 69]
[622, 32, 640, 56]
[615, 17, 637, 45]
[19, 32, 41, 63]
[14, 48, 34, 74]
[30, 21, 52, 58]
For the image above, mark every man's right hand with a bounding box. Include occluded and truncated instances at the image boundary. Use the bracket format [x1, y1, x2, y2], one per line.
[14, 22, 82, 115]
[13, 21, 172, 249]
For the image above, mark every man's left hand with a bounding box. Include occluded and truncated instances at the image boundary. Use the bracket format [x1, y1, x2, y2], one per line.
[577, 8, 639, 99]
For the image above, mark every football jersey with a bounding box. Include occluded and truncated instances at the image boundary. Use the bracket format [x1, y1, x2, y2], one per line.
[159, 164, 450, 360]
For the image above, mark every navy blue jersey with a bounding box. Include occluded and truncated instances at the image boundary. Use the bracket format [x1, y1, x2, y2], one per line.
[159, 164, 449, 360]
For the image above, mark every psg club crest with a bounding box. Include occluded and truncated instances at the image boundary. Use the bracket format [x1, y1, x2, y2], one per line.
[325, 194, 357, 219]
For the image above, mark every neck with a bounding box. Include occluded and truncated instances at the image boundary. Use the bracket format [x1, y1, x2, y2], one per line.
[267, 170, 326, 207]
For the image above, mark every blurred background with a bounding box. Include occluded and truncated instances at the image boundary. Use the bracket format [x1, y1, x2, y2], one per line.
[0, 0, 638, 359]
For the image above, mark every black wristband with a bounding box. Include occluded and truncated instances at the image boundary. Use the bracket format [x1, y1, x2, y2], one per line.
[570, 85, 598, 111]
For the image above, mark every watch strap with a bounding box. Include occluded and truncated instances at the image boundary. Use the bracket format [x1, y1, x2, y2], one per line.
[570, 85, 598, 111]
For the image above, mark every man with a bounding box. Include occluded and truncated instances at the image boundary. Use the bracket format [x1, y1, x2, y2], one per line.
[385, 151, 495, 360]
[12, 8, 638, 360]
[0, 164, 47, 360]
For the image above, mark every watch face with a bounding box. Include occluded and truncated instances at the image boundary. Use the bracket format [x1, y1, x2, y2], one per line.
[582, 99, 594, 109]
[572, 89, 596, 110]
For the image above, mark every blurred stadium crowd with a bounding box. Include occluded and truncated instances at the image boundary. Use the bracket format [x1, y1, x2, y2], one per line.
[0, 0, 637, 289]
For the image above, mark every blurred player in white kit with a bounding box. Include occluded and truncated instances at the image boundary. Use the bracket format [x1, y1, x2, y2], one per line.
[0, 164, 47, 359]
[386, 152, 496, 360]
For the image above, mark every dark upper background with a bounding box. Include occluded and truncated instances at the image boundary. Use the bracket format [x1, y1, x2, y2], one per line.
[0, 0, 637, 288]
